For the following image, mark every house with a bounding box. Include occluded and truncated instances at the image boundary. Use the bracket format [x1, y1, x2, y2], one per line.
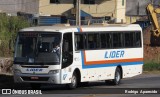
[39, 0, 126, 23]
[0, 0, 126, 25]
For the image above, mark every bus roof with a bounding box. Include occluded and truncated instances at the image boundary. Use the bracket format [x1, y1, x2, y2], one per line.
[20, 24, 142, 33]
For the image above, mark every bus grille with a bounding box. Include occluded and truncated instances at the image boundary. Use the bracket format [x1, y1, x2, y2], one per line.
[21, 77, 49, 81]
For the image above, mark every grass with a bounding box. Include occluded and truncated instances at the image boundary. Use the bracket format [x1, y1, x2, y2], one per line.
[144, 61, 160, 71]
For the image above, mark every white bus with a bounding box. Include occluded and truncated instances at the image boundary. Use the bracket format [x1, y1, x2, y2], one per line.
[13, 24, 143, 89]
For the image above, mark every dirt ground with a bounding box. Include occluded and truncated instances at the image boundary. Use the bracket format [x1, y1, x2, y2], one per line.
[0, 58, 13, 74]
[143, 26, 160, 63]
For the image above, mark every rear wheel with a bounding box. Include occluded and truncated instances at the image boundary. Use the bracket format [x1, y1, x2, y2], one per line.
[67, 72, 77, 89]
[112, 67, 121, 85]
[105, 67, 121, 85]
[30, 83, 41, 89]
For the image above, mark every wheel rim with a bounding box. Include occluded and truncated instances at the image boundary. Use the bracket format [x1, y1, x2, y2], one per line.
[115, 71, 120, 83]
[71, 75, 76, 87]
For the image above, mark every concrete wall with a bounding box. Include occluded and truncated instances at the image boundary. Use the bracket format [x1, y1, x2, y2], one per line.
[15, 0, 39, 14]
[0, 0, 126, 23]
[126, 16, 141, 24]
[0, 0, 16, 15]
[39, 0, 73, 16]
[0, 0, 39, 15]
[116, 0, 126, 23]
[125, 0, 160, 24]
[39, 0, 126, 23]
[81, 0, 116, 17]
[126, 0, 160, 16]
[39, 0, 116, 17]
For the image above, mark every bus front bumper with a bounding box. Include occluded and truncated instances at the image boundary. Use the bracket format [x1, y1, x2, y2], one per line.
[14, 73, 61, 84]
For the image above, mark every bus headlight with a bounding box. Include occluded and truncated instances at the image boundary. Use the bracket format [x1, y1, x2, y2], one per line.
[48, 70, 59, 74]
[14, 69, 22, 74]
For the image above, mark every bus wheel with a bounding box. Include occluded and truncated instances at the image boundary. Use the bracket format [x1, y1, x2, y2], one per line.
[67, 72, 77, 89]
[112, 67, 121, 85]
[30, 83, 41, 89]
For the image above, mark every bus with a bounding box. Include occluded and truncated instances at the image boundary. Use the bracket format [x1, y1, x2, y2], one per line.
[13, 24, 143, 89]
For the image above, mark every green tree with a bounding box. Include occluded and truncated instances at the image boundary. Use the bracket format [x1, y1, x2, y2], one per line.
[0, 14, 30, 57]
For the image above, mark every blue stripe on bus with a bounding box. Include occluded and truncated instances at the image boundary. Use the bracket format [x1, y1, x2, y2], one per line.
[81, 51, 143, 69]
[77, 28, 81, 32]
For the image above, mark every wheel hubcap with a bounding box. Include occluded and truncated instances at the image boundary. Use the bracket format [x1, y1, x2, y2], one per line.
[115, 72, 120, 82]
[72, 76, 76, 87]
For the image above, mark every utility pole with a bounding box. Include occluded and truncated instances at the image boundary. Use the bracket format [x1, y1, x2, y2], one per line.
[76, 0, 81, 26]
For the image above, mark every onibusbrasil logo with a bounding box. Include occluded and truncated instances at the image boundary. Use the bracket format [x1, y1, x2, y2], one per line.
[1, 89, 42, 94]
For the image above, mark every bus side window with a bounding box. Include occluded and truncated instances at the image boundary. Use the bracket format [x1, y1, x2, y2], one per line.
[75, 34, 84, 50]
[62, 33, 73, 68]
[100, 33, 107, 48]
[135, 32, 141, 47]
[87, 33, 99, 49]
[106, 33, 112, 48]
[113, 33, 122, 48]
[124, 32, 134, 48]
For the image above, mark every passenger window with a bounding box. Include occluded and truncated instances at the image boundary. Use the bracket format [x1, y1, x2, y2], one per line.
[87, 33, 99, 49]
[113, 33, 122, 48]
[135, 32, 141, 47]
[75, 34, 84, 50]
[106, 33, 112, 48]
[100, 33, 107, 48]
[124, 32, 134, 47]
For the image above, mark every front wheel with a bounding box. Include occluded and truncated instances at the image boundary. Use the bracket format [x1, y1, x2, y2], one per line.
[112, 67, 121, 85]
[67, 73, 77, 89]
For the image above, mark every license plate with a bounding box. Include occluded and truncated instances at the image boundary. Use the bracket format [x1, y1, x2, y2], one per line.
[31, 77, 39, 80]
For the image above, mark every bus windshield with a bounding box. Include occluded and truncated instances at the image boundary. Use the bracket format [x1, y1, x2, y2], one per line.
[14, 32, 61, 65]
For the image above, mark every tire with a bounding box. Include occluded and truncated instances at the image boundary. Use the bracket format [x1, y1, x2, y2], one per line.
[67, 72, 78, 89]
[30, 83, 41, 89]
[112, 67, 121, 85]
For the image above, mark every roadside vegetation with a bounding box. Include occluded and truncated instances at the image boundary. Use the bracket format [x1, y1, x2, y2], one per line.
[144, 60, 160, 71]
[0, 14, 30, 57]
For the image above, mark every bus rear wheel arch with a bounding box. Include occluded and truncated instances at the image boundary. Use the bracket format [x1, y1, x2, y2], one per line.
[105, 66, 122, 85]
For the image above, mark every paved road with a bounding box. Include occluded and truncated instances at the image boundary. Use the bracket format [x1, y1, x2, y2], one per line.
[0, 73, 160, 97]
